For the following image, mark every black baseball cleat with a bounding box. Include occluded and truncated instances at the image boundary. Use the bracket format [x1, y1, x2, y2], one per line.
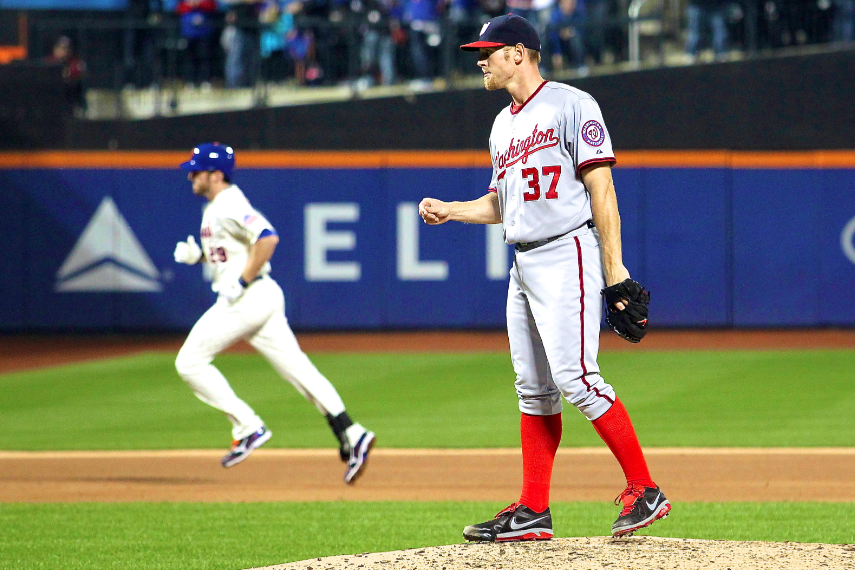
[463, 503, 553, 542]
[611, 485, 671, 537]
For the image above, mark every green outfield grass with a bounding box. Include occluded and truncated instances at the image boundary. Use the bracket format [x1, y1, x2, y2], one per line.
[2, 349, 854, 569]
[2, 501, 854, 570]
[1, 349, 854, 449]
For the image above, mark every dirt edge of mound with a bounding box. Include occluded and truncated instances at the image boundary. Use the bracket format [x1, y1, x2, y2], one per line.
[258, 537, 855, 570]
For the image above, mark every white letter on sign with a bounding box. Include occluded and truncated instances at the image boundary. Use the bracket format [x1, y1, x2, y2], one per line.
[486, 223, 509, 280]
[397, 203, 449, 280]
[305, 203, 361, 281]
[842, 215, 855, 266]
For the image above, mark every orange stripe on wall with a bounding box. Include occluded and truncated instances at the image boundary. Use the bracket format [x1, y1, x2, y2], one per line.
[1, 150, 855, 169]
[0, 150, 492, 169]
[618, 150, 855, 168]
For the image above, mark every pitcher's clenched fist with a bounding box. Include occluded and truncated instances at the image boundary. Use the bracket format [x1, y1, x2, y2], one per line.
[419, 193, 502, 225]
[418, 198, 452, 225]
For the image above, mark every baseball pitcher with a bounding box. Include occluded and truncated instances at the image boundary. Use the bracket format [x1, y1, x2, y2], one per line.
[419, 14, 669, 540]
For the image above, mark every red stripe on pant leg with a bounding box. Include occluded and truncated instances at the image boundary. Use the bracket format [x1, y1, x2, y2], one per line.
[574, 237, 613, 404]
[574, 237, 587, 376]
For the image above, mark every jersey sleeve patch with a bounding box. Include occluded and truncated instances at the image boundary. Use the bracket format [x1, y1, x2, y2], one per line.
[581, 120, 606, 147]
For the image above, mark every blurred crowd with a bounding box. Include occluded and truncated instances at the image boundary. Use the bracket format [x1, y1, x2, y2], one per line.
[39, 0, 855, 109]
[686, 0, 854, 62]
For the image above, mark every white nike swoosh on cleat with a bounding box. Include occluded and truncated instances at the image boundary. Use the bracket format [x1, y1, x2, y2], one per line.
[509, 515, 549, 530]
[645, 491, 662, 510]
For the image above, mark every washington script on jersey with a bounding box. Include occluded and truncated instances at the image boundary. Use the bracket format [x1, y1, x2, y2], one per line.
[494, 124, 560, 170]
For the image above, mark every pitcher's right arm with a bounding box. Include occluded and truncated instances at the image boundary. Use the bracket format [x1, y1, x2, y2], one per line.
[418, 193, 501, 225]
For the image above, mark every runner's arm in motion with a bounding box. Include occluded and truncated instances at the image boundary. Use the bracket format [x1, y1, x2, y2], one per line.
[240, 234, 278, 283]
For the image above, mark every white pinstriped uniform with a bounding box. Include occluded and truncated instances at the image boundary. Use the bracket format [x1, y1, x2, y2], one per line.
[197, 185, 273, 293]
[175, 185, 348, 440]
[488, 81, 619, 421]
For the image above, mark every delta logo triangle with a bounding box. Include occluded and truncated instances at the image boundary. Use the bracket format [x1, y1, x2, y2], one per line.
[55, 196, 163, 292]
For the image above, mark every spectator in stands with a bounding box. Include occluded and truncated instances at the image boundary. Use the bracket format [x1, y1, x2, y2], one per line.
[447, 0, 486, 74]
[44, 35, 87, 115]
[355, 0, 399, 88]
[833, 0, 855, 43]
[760, 0, 831, 47]
[402, 0, 443, 87]
[447, 0, 480, 26]
[262, 0, 317, 85]
[176, 0, 218, 88]
[506, 0, 535, 25]
[287, 27, 318, 84]
[685, 0, 730, 61]
[548, 0, 587, 72]
[123, 0, 163, 89]
[533, 0, 556, 59]
[756, 0, 783, 48]
[221, 10, 244, 87]
[755, 0, 817, 48]
[259, 0, 293, 83]
[221, 0, 264, 87]
[584, 0, 608, 64]
[479, 0, 506, 18]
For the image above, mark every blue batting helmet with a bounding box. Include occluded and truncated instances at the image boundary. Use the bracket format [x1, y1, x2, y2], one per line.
[180, 142, 235, 179]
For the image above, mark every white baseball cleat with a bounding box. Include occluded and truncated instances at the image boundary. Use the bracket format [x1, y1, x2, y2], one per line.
[221, 426, 272, 468]
[344, 429, 375, 484]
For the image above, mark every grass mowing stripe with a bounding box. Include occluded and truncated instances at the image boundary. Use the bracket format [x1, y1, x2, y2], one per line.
[1, 502, 853, 570]
[1, 350, 854, 449]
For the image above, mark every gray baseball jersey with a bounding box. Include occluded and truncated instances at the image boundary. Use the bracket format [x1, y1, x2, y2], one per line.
[493, 82, 619, 422]
[488, 81, 616, 244]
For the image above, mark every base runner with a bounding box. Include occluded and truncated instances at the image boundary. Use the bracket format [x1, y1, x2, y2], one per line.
[173, 142, 375, 483]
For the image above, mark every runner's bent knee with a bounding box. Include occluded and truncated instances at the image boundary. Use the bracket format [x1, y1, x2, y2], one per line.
[175, 345, 212, 379]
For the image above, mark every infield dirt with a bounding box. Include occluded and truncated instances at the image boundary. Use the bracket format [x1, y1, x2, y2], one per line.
[2, 448, 853, 503]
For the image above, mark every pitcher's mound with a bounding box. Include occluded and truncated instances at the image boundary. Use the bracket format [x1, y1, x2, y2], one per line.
[256, 536, 854, 570]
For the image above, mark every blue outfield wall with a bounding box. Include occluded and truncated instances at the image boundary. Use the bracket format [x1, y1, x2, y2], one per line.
[2, 165, 855, 331]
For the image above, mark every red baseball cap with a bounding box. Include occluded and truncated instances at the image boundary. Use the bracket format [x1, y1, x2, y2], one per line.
[460, 14, 542, 52]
